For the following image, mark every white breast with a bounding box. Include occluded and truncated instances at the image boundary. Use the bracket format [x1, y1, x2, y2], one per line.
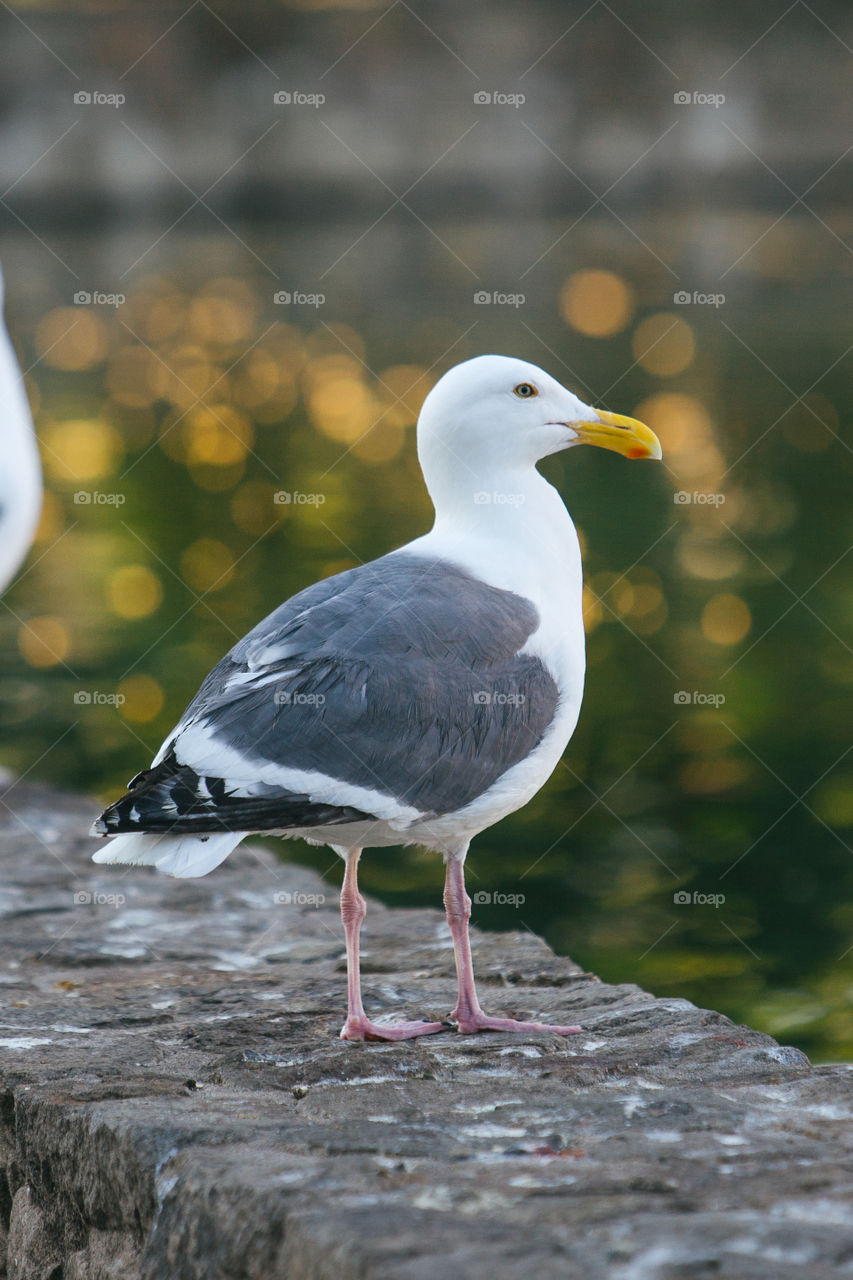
[400, 472, 587, 850]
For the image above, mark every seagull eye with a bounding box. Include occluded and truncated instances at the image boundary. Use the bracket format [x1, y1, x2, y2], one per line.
[513, 383, 538, 398]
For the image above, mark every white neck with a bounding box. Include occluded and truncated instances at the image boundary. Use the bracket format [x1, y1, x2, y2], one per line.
[405, 453, 583, 622]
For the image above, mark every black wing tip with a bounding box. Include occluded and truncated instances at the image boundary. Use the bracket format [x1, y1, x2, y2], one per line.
[90, 804, 126, 836]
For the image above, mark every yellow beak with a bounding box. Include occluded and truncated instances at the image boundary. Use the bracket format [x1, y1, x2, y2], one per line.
[572, 409, 662, 461]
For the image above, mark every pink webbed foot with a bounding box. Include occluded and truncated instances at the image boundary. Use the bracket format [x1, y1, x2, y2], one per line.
[452, 1010, 582, 1036]
[340, 1015, 449, 1042]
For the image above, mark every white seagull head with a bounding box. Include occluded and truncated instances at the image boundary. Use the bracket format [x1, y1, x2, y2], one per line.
[417, 355, 661, 491]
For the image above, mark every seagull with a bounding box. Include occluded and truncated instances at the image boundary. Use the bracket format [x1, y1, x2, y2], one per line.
[92, 355, 661, 1041]
[0, 266, 42, 594]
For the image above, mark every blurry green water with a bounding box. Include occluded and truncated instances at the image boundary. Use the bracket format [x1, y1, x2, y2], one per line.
[2, 219, 852, 1061]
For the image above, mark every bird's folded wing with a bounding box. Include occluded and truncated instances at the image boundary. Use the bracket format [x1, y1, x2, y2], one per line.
[95, 553, 560, 835]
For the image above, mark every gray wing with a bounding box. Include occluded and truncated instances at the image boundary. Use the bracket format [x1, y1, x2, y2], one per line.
[95, 552, 560, 834]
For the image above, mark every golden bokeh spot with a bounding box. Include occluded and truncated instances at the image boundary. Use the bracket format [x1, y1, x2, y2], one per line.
[351, 422, 405, 464]
[588, 570, 619, 598]
[184, 405, 253, 466]
[634, 392, 710, 454]
[33, 490, 63, 543]
[302, 352, 361, 389]
[309, 374, 377, 443]
[18, 615, 69, 668]
[105, 346, 158, 409]
[42, 419, 124, 483]
[377, 365, 434, 427]
[560, 270, 635, 337]
[701, 593, 751, 645]
[261, 323, 307, 376]
[632, 313, 695, 376]
[189, 278, 257, 347]
[582, 584, 603, 631]
[628, 581, 663, 618]
[630, 598, 668, 635]
[633, 391, 723, 487]
[725, 479, 797, 536]
[593, 568, 668, 635]
[140, 291, 187, 345]
[231, 481, 285, 535]
[107, 565, 163, 620]
[781, 394, 838, 453]
[609, 579, 635, 616]
[35, 308, 108, 371]
[150, 344, 216, 410]
[121, 276, 186, 343]
[678, 533, 745, 580]
[234, 350, 297, 417]
[118, 674, 164, 724]
[305, 323, 365, 362]
[181, 538, 235, 593]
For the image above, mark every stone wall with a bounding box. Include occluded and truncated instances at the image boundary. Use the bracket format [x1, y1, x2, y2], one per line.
[0, 779, 850, 1279]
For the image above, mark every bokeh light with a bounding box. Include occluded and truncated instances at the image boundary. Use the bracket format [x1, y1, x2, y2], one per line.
[17, 616, 70, 668]
[632, 313, 695, 376]
[701, 592, 752, 645]
[118, 674, 165, 723]
[560, 270, 635, 337]
[107, 565, 163, 620]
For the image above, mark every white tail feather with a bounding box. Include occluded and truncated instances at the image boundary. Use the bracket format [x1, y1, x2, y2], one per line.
[91, 830, 245, 878]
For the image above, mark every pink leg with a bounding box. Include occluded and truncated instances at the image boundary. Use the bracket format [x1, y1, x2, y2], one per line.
[338, 849, 446, 1041]
[443, 857, 581, 1036]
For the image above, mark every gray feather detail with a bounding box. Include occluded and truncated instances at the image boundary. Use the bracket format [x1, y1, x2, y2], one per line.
[170, 553, 558, 818]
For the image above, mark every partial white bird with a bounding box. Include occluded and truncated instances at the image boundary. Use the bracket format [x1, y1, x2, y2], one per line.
[92, 355, 661, 1040]
[0, 267, 42, 594]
